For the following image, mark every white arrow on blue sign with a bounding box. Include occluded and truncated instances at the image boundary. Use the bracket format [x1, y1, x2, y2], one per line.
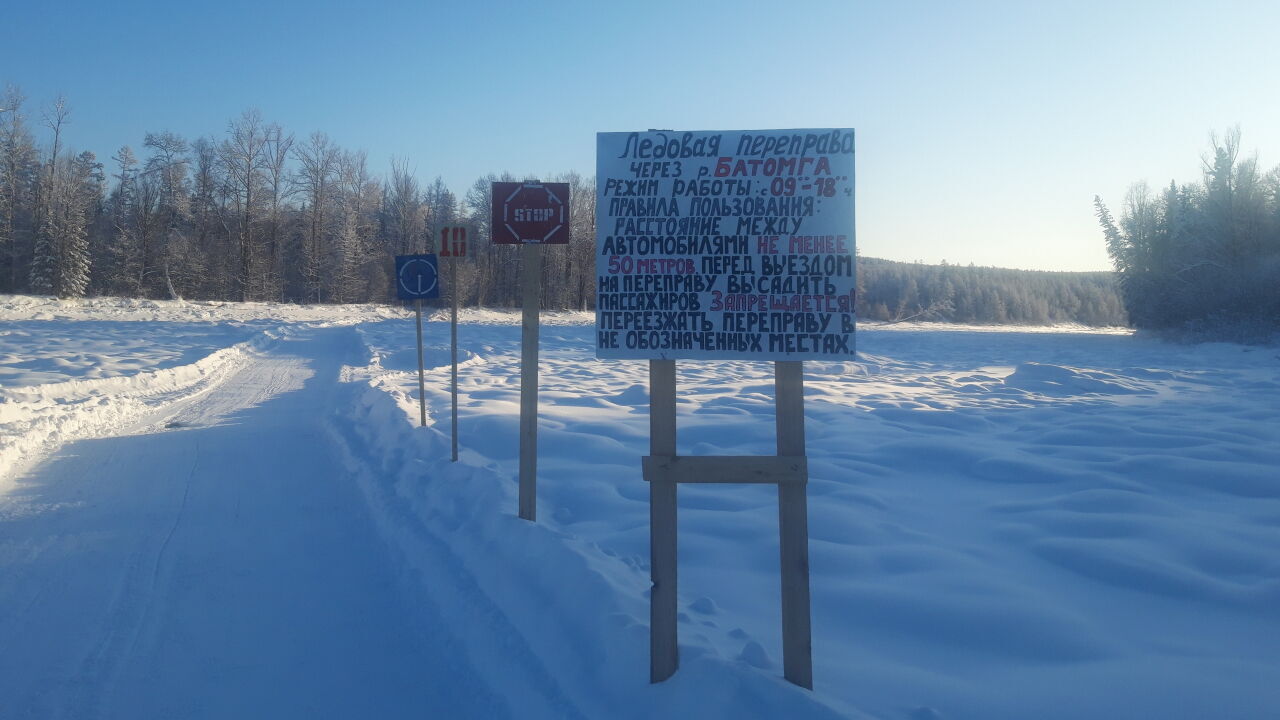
[395, 254, 440, 300]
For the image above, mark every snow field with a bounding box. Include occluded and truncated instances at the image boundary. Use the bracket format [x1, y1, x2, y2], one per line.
[2, 296, 1278, 718]
[341, 319, 851, 718]
[355, 311, 1280, 719]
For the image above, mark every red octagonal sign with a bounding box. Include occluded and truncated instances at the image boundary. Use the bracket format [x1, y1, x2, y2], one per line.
[491, 182, 570, 244]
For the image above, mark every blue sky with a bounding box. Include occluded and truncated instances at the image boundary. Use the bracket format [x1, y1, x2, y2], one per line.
[4, 0, 1278, 271]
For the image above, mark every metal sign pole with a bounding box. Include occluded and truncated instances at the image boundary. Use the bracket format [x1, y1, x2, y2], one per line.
[415, 298, 427, 427]
[395, 253, 438, 430]
[518, 243, 541, 521]
[450, 254, 459, 461]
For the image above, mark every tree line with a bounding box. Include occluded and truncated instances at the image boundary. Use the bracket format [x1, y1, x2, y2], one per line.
[1095, 128, 1280, 336]
[0, 86, 596, 309]
[3, 83, 1127, 326]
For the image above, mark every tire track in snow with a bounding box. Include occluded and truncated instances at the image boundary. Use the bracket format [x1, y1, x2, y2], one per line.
[4, 327, 501, 718]
[0, 328, 284, 484]
[325, 409, 588, 720]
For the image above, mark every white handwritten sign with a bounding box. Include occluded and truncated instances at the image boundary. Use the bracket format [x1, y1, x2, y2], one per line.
[596, 129, 855, 360]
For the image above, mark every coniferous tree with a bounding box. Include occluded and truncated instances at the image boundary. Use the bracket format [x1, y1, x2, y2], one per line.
[30, 96, 71, 295]
[59, 151, 103, 297]
[1, 85, 39, 293]
[1096, 128, 1279, 336]
[101, 146, 141, 296]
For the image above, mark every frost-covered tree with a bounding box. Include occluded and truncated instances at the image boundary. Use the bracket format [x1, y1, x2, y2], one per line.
[219, 109, 270, 301]
[423, 175, 457, 240]
[260, 123, 293, 300]
[332, 149, 378, 302]
[135, 132, 191, 297]
[60, 151, 104, 296]
[31, 149, 102, 298]
[383, 159, 424, 256]
[463, 171, 519, 307]
[292, 131, 339, 302]
[1096, 128, 1280, 334]
[0, 84, 39, 292]
[29, 95, 71, 295]
[99, 145, 142, 296]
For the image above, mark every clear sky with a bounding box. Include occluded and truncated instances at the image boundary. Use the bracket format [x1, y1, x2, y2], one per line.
[4, 0, 1278, 271]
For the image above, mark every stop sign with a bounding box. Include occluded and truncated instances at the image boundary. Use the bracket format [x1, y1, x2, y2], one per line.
[491, 182, 570, 244]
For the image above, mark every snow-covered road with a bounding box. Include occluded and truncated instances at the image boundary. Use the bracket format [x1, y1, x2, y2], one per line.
[0, 327, 505, 719]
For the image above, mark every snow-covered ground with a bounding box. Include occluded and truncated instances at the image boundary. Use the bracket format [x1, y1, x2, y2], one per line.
[2, 295, 1277, 719]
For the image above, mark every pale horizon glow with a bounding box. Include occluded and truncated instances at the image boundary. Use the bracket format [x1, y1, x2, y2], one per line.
[3, 0, 1278, 272]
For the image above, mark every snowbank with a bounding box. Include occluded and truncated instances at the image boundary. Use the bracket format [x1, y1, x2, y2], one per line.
[0, 328, 281, 482]
[330, 353, 852, 718]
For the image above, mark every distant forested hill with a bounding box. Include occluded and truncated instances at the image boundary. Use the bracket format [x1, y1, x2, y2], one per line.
[856, 257, 1127, 326]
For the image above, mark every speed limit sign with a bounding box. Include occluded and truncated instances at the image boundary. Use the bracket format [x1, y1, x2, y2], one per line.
[438, 225, 468, 257]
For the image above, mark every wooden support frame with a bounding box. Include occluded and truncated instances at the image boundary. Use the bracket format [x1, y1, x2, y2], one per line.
[646, 359, 814, 690]
[642, 456, 807, 485]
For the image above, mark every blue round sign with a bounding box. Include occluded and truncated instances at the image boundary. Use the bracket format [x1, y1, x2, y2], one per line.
[395, 254, 439, 300]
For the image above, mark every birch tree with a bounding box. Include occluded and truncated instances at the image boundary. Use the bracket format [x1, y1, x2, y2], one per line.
[261, 123, 293, 299]
[384, 158, 423, 255]
[1, 84, 39, 292]
[292, 131, 339, 302]
[142, 131, 190, 297]
[333, 149, 377, 302]
[219, 109, 269, 300]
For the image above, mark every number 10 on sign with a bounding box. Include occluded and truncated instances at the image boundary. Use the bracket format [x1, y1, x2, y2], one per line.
[439, 225, 467, 257]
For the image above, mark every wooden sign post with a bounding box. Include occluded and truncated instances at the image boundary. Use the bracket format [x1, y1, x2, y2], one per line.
[519, 243, 541, 520]
[595, 128, 855, 690]
[648, 359, 678, 680]
[458, 249, 463, 456]
[491, 181, 571, 521]
[774, 360, 812, 688]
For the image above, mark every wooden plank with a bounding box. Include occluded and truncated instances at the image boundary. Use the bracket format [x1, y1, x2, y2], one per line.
[775, 360, 813, 689]
[450, 256, 459, 462]
[415, 299, 426, 427]
[649, 359, 678, 683]
[518, 244, 541, 521]
[642, 455, 807, 485]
